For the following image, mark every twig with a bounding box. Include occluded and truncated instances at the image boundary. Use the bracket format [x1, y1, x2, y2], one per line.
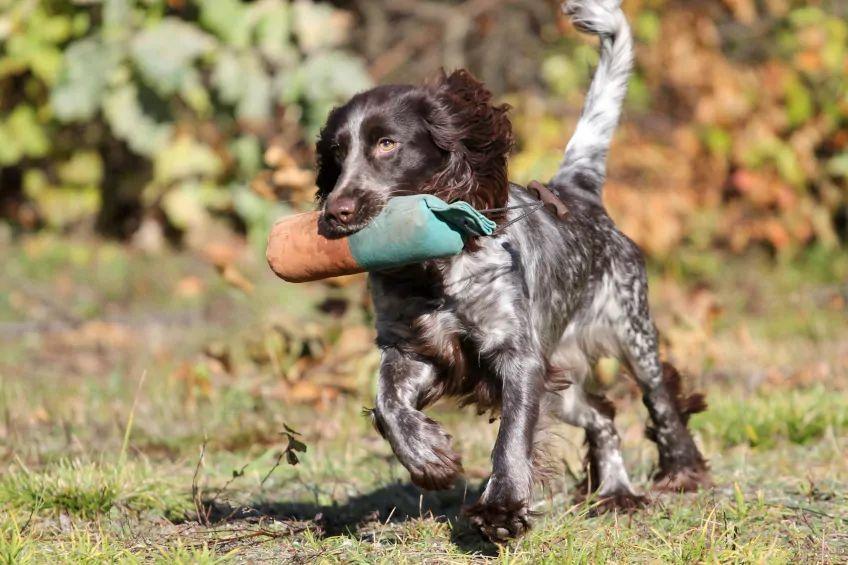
[207, 461, 251, 508]
[192, 437, 210, 526]
[19, 507, 36, 535]
[766, 501, 841, 520]
[119, 370, 147, 470]
[259, 451, 286, 489]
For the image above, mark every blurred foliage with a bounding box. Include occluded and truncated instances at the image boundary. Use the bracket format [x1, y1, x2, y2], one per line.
[346, 0, 848, 257]
[1, 0, 847, 258]
[521, 0, 848, 256]
[0, 0, 370, 245]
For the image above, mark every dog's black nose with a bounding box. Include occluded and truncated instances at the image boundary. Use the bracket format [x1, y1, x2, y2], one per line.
[325, 196, 357, 226]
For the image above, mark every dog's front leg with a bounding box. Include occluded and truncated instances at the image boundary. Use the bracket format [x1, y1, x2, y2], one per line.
[466, 348, 545, 541]
[372, 348, 463, 490]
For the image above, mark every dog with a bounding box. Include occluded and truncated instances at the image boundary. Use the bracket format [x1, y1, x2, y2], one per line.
[313, 0, 709, 541]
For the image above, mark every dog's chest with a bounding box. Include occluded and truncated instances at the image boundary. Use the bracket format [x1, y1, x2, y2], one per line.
[371, 240, 522, 354]
[432, 245, 524, 354]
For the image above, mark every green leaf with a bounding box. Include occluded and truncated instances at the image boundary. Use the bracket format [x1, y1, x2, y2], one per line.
[826, 153, 848, 178]
[57, 151, 103, 187]
[3, 18, 65, 84]
[212, 51, 273, 121]
[784, 76, 813, 128]
[103, 0, 133, 36]
[160, 182, 214, 231]
[0, 124, 22, 165]
[788, 6, 825, 28]
[153, 136, 222, 184]
[197, 0, 250, 47]
[237, 58, 272, 121]
[625, 73, 651, 112]
[702, 125, 732, 158]
[541, 54, 580, 98]
[293, 0, 351, 53]
[253, 1, 296, 65]
[773, 145, 804, 187]
[288, 51, 371, 134]
[103, 84, 173, 157]
[296, 50, 372, 104]
[211, 49, 243, 105]
[52, 38, 122, 121]
[4, 105, 50, 160]
[634, 11, 661, 44]
[179, 68, 212, 115]
[23, 170, 100, 229]
[822, 17, 847, 73]
[231, 135, 262, 177]
[130, 18, 215, 95]
[276, 67, 301, 105]
[34, 187, 101, 229]
[288, 438, 307, 453]
[232, 185, 289, 250]
[37, 13, 73, 44]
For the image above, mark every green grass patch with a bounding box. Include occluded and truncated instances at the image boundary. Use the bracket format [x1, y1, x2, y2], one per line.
[693, 385, 848, 448]
[0, 513, 35, 565]
[509, 500, 795, 564]
[0, 459, 191, 520]
[149, 543, 231, 565]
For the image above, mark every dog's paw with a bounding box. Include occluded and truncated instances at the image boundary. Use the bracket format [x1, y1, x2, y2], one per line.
[653, 464, 712, 493]
[465, 499, 531, 543]
[573, 486, 647, 516]
[587, 493, 647, 516]
[406, 444, 463, 491]
[403, 416, 464, 491]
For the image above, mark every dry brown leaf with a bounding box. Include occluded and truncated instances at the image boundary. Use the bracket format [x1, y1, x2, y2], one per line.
[216, 263, 254, 295]
[175, 275, 206, 298]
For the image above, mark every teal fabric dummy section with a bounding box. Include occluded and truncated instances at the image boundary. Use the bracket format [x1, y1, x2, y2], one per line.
[348, 195, 496, 272]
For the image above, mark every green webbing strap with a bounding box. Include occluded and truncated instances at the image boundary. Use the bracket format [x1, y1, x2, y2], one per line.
[421, 196, 497, 237]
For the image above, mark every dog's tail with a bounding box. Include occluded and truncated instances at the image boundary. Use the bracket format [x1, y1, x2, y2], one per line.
[549, 0, 633, 202]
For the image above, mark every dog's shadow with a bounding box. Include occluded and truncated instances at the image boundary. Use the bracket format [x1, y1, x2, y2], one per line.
[204, 480, 499, 556]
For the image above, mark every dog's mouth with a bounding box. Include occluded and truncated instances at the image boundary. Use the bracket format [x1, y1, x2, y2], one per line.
[317, 207, 380, 239]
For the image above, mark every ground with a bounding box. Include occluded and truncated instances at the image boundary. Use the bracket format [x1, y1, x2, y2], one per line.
[0, 232, 846, 563]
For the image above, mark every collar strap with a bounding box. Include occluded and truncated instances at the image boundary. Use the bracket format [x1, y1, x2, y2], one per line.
[527, 180, 568, 220]
[476, 180, 569, 235]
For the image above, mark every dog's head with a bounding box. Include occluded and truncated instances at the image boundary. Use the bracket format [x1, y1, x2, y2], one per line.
[315, 70, 514, 237]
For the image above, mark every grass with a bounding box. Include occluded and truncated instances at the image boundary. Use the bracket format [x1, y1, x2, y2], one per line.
[0, 513, 33, 565]
[0, 459, 191, 520]
[0, 513, 230, 564]
[693, 385, 848, 449]
[0, 234, 846, 562]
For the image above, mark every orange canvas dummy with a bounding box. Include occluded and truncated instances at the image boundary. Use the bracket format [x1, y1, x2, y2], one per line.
[266, 195, 498, 283]
[266, 211, 361, 283]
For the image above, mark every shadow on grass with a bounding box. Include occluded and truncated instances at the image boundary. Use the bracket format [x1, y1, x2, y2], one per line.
[202, 480, 499, 556]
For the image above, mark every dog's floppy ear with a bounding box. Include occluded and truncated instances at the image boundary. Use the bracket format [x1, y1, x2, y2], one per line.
[315, 108, 343, 203]
[422, 69, 514, 214]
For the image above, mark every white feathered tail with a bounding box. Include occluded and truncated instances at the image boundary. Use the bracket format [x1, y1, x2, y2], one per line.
[550, 0, 633, 202]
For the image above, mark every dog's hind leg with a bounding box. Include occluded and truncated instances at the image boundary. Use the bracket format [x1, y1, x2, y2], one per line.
[372, 348, 463, 491]
[546, 383, 645, 512]
[616, 282, 711, 492]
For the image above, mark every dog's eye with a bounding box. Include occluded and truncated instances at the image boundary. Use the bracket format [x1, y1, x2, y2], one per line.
[377, 138, 398, 153]
[330, 143, 344, 159]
